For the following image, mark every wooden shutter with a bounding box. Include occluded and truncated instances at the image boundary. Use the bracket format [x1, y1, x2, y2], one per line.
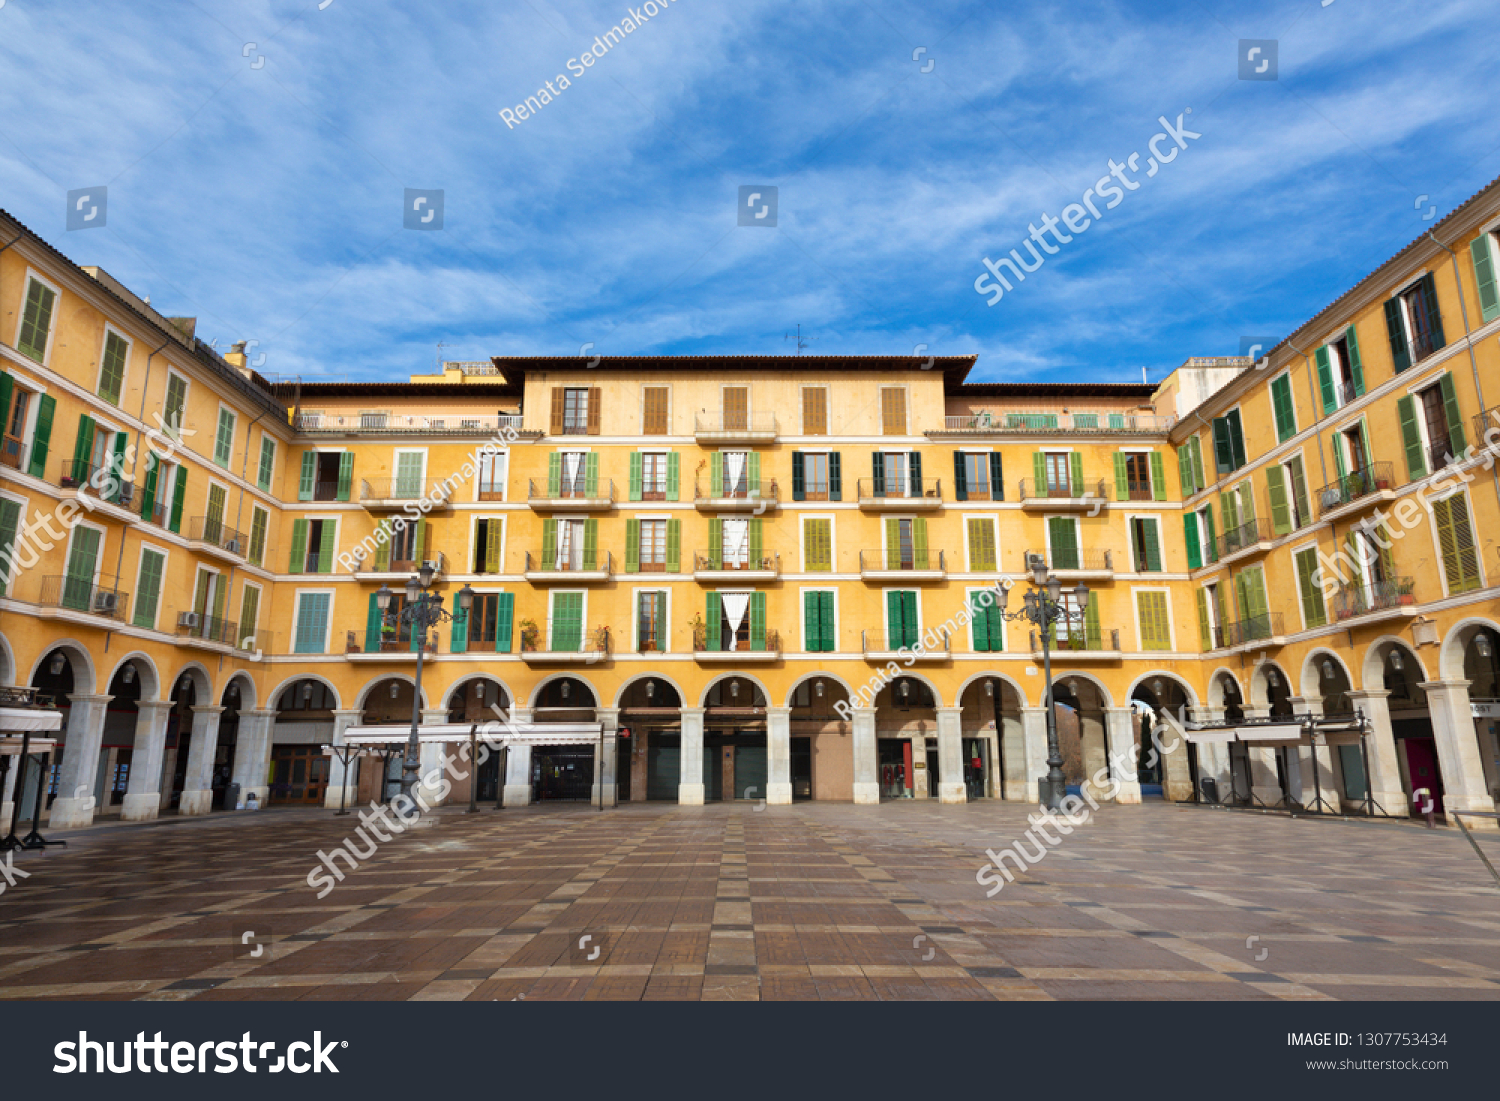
[908, 451, 922, 496]
[1183, 513, 1201, 570]
[1069, 452, 1084, 497]
[1140, 519, 1161, 572]
[582, 518, 598, 570]
[1419, 274, 1446, 350]
[547, 452, 561, 497]
[1048, 516, 1078, 569]
[553, 592, 582, 651]
[1202, 504, 1216, 563]
[485, 519, 502, 573]
[1271, 374, 1296, 441]
[1113, 453, 1129, 499]
[27, 393, 55, 478]
[667, 453, 680, 500]
[335, 452, 353, 501]
[881, 388, 905, 435]
[870, 451, 885, 496]
[802, 387, 827, 435]
[1177, 445, 1193, 498]
[1396, 395, 1427, 481]
[629, 452, 643, 500]
[1384, 298, 1411, 372]
[585, 452, 599, 497]
[748, 518, 763, 566]
[912, 517, 929, 569]
[989, 453, 1004, 501]
[1187, 436, 1204, 493]
[495, 592, 515, 652]
[540, 519, 556, 569]
[99, 332, 127, 404]
[550, 387, 565, 434]
[625, 518, 640, 573]
[17, 278, 55, 361]
[804, 590, 823, 651]
[1436, 494, 1481, 594]
[643, 386, 668, 434]
[1345, 325, 1365, 396]
[828, 451, 842, 501]
[666, 519, 680, 572]
[1148, 450, 1166, 501]
[1227, 410, 1247, 469]
[967, 518, 995, 572]
[805, 519, 830, 571]
[449, 592, 468, 653]
[747, 452, 760, 490]
[258, 436, 274, 491]
[1287, 455, 1310, 527]
[1266, 464, 1290, 535]
[1472, 235, 1500, 324]
[1137, 591, 1168, 651]
[297, 452, 315, 501]
[1212, 417, 1233, 472]
[237, 585, 259, 649]
[723, 386, 748, 431]
[792, 452, 806, 500]
[169, 466, 187, 532]
[1438, 373, 1468, 457]
[750, 592, 767, 651]
[705, 591, 721, 651]
[317, 521, 336, 573]
[365, 594, 384, 648]
[288, 519, 308, 573]
[1295, 548, 1325, 628]
[1314, 346, 1336, 414]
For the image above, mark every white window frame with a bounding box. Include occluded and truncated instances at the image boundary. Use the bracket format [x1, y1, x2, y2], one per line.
[961, 513, 999, 573]
[880, 586, 923, 650]
[636, 513, 671, 570]
[799, 513, 835, 573]
[1043, 514, 1080, 565]
[476, 447, 508, 500]
[161, 370, 191, 439]
[1126, 513, 1163, 573]
[1290, 540, 1322, 632]
[1426, 487, 1485, 599]
[292, 589, 335, 654]
[638, 448, 670, 497]
[799, 586, 838, 653]
[470, 514, 507, 574]
[257, 432, 277, 490]
[392, 447, 429, 496]
[1202, 581, 1223, 646]
[193, 562, 224, 617]
[1194, 505, 1215, 566]
[303, 516, 341, 574]
[132, 541, 169, 632]
[632, 586, 672, 653]
[212, 402, 238, 468]
[1132, 586, 1175, 652]
[14, 270, 61, 366]
[95, 323, 133, 404]
[1280, 451, 1308, 530]
[238, 579, 264, 647]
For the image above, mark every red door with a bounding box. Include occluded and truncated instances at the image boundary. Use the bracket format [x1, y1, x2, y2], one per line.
[1402, 738, 1444, 815]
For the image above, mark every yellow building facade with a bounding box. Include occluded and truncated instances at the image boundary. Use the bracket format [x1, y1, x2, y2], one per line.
[1, 176, 1498, 830]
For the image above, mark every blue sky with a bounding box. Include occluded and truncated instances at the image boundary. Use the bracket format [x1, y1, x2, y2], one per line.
[0, 0, 1494, 384]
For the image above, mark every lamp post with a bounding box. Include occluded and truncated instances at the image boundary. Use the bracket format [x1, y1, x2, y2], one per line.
[376, 565, 473, 808]
[992, 559, 1091, 811]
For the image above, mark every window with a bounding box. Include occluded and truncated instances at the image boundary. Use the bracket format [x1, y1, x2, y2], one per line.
[1233, 567, 1271, 640]
[1052, 591, 1097, 649]
[884, 517, 929, 570]
[557, 387, 594, 434]
[966, 518, 997, 572]
[549, 592, 585, 651]
[705, 590, 767, 652]
[60, 525, 102, 610]
[713, 451, 758, 498]
[142, 458, 185, 532]
[792, 451, 840, 501]
[722, 386, 748, 431]
[293, 592, 331, 654]
[1397, 374, 1467, 481]
[133, 547, 166, 629]
[1385, 273, 1445, 370]
[0, 374, 40, 472]
[248, 506, 268, 567]
[213, 406, 236, 467]
[1129, 517, 1162, 572]
[300, 451, 351, 501]
[955, 451, 1002, 501]
[885, 590, 919, 650]
[193, 566, 227, 628]
[1036, 450, 1080, 497]
[458, 592, 514, 653]
[0, 496, 22, 597]
[1294, 547, 1326, 629]
[803, 590, 836, 652]
[1316, 327, 1365, 412]
[204, 483, 228, 543]
[474, 517, 504, 573]
[802, 386, 827, 435]
[1046, 516, 1079, 570]
[872, 450, 922, 498]
[803, 517, 832, 571]
[544, 517, 596, 571]
[1268, 454, 1310, 535]
[1468, 229, 1499, 325]
[549, 451, 595, 498]
[1113, 451, 1162, 502]
[238, 584, 261, 649]
[1195, 584, 1220, 649]
[16, 275, 57, 363]
[162, 373, 188, 438]
[1136, 590, 1171, 651]
[642, 386, 669, 434]
[1269, 373, 1296, 441]
[394, 451, 425, 498]
[257, 435, 276, 492]
[97, 330, 129, 405]
[1177, 436, 1206, 497]
[969, 589, 1004, 652]
[289, 518, 337, 574]
[637, 590, 667, 652]
[881, 387, 907, 435]
[1219, 480, 1257, 551]
[641, 452, 668, 499]
[639, 519, 668, 571]
[1433, 492, 1482, 595]
[478, 449, 506, 500]
[1211, 409, 1247, 474]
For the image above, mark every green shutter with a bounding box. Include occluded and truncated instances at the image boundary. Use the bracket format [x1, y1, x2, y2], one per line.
[1287, 455, 1310, 528]
[1031, 451, 1046, 494]
[1140, 519, 1161, 572]
[1266, 464, 1290, 535]
[249, 508, 267, 566]
[1083, 598, 1102, 649]
[709, 518, 722, 567]
[911, 517, 928, 570]
[1183, 512, 1201, 570]
[238, 586, 259, 649]
[1113, 453, 1128, 499]
[1439, 373, 1467, 458]
[628, 452, 643, 501]
[1314, 346, 1336, 414]
[1345, 325, 1365, 396]
[1228, 410, 1247, 469]
[1202, 504, 1217, 563]
[748, 452, 760, 490]
[27, 393, 55, 478]
[1420, 274, 1446, 351]
[1149, 451, 1166, 501]
[1177, 445, 1191, 497]
[135, 546, 168, 626]
[1048, 516, 1078, 569]
[547, 452, 561, 497]
[1212, 417, 1233, 473]
[1436, 495, 1481, 594]
[1069, 452, 1084, 497]
[214, 408, 234, 466]
[70, 414, 96, 475]
[394, 452, 423, 498]
[98, 332, 127, 404]
[496, 592, 515, 652]
[484, 519, 502, 573]
[1188, 436, 1204, 493]
[750, 592, 767, 651]
[792, 452, 806, 501]
[1384, 297, 1411, 372]
[885, 590, 901, 648]
[1, 496, 26, 596]
[1472, 235, 1500, 324]
[871, 451, 885, 496]
[336, 452, 354, 501]
[1195, 588, 1210, 650]
[366, 593, 383, 648]
[1137, 591, 1168, 651]
[625, 518, 640, 573]
[804, 591, 822, 652]
[884, 517, 899, 566]
[541, 519, 556, 568]
[318, 519, 336, 573]
[1295, 548, 1326, 628]
[1220, 488, 1239, 537]
[711, 454, 723, 497]
[582, 518, 597, 570]
[449, 595, 468, 654]
[17, 278, 55, 362]
[298, 453, 315, 500]
[373, 521, 390, 570]
[1271, 373, 1296, 440]
[1396, 395, 1428, 481]
[289, 519, 308, 573]
[828, 452, 842, 501]
[585, 452, 599, 497]
[169, 466, 187, 532]
[819, 591, 835, 652]
[749, 517, 762, 566]
[553, 592, 583, 651]
[705, 591, 721, 651]
[665, 518, 681, 572]
[258, 436, 275, 491]
[667, 452, 679, 500]
[952, 451, 967, 501]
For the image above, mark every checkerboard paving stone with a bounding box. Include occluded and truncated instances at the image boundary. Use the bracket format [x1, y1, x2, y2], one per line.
[1, 800, 1497, 1001]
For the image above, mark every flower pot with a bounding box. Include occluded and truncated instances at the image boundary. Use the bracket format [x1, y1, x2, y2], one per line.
[1399, 594, 1415, 605]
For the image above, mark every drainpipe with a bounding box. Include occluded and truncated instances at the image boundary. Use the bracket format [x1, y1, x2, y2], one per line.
[1426, 229, 1500, 515]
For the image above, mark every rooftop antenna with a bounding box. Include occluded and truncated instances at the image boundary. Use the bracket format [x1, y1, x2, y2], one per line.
[784, 324, 809, 354]
[436, 341, 448, 370]
[1141, 366, 1148, 384]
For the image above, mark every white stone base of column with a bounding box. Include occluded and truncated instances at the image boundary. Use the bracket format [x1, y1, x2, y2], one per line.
[1251, 785, 1283, 806]
[765, 782, 792, 806]
[852, 782, 880, 805]
[47, 796, 94, 829]
[323, 785, 356, 811]
[678, 782, 705, 806]
[1449, 794, 1500, 828]
[590, 783, 617, 808]
[238, 785, 269, 808]
[120, 793, 161, 821]
[179, 790, 212, 816]
[1111, 780, 1143, 804]
[1024, 779, 1040, 803]
[938, 782, 966, 805]
[503, 783, 532, 808]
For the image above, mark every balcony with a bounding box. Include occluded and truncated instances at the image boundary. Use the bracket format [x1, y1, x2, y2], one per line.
[693, 480, 779, 512]
[1221, 612, 1286, 652]
[523, 549, 612, 583]
[1018, 478, 1110, 512]
[932, 412, 1175, 437]
[1472, 407, 1500, 451]
[125, 484, 169, 528]
[343, 628, 440, 660]
[1316, 462, 1396, 523]
[528, 477, 615, 511]
[1029, 628, 1122, 661]
[1334, 577, 1418, 627]
[856, 477, 944, 510]
[1217, 517, 1275, 567]
[174, 612, 241, 654]
[187, 517, 248, 564]
[350, 551, 449, 582]
[858, 548, 946, 581]
[294, 411, 531, 437]
[692, 551, 780, 582]
[37, 575, 131, 627]
[862, 628, 950, 662]
[694, 411, 778, 444]
[1022, 548, 1114, 580]
[359, 477, 454, 511]
[59, 461, 138, 524]
[693, 627, 782, 662]
[520, 623, 611, 665]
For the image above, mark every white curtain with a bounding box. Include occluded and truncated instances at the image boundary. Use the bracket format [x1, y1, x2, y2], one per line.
[725, 451, 746, 493]
[721, 593, 750, 639]
[723, 519, 748, 566]
[557, 521, 583, 569]
[563, 452, 583, 493]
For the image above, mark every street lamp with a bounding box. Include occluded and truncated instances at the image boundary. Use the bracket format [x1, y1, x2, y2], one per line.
[992, 569, 1091, 811]
[376, 573, 474, 807]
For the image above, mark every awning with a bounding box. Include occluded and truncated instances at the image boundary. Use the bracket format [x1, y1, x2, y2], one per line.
[342, 722, 602, 748]
[1182, 723, 1306, 745]
[0, 736, 59, 754]
[0, 708, 63, 733]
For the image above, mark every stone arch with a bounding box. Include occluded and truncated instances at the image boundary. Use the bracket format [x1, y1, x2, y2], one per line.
[780, 671, 861, 709]
[27, 639, 97, 695]
[167, 660, 213, 701]
[222, 671, 257, 711]
[1205, 667, 1243, 710]
[445, 674, 514, 712]
[1361, 635, 1430, 691]
[1126, 670, 1200, 710]
[697, 671, 772, 709]
[954, 670, 1029, 709]
[104, 651, 162, 701]
[1248, 660, 1291, 711]
[270, 674, 343, 711]
[1300, 649, 1352, 702]
[1439, 616, 1500, 681]
[615, 672, 689, 710]
[528, 673, 600, 710]
[1049, 670, 1112, 710]
[0, 632, 15, 686]
[356, 673, 428, 713]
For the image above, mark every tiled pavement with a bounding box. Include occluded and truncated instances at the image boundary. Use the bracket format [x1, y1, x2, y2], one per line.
[1, 801, 1497, 1001]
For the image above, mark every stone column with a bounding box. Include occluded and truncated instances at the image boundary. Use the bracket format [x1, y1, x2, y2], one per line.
[179, 706, 225, 816]
[1345, 690, 1407, 814]
[1, 743, 20, 825]
[592, 707, 619, 807]
[678, 707, 705, 805]
[765, 705, 792, 805]
[50, 694, 113, 829]
[503, 707, 533, 807]
[1020, 706, 1048, 803]
[1155, 709, 1194, 802]
[1240, 708, 1283, 805]
[414, 708, 451, 807]
[935, 706, 966, 804]
[1103, 707, 1142, 804]
[1422, 680, 1498, 825]
[230, 709, 276, 807]
[1290, 696, 1338, 811]
[851, 707, 878, 804]
[323, 710, 364, 810]
[121, 700, 173, 821]
[1193, 707, 1232, 799]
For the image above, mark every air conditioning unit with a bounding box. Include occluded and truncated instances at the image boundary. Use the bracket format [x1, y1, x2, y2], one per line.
[178, 611, 200, 629]
[1026, 552, 1048, 573]
[224, 539, 242, 555]
[116, 483, 134, 504]
[94, 591, 118, 614]
[422, 560, 440, 572]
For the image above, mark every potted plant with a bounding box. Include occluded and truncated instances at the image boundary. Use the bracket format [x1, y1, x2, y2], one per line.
[519, 618, 540, 652]
[689, 612, 706, 651]
[1397, 578, 1416, 605]
[379, 619, 397, 651]
[590, 624, 610, 654]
